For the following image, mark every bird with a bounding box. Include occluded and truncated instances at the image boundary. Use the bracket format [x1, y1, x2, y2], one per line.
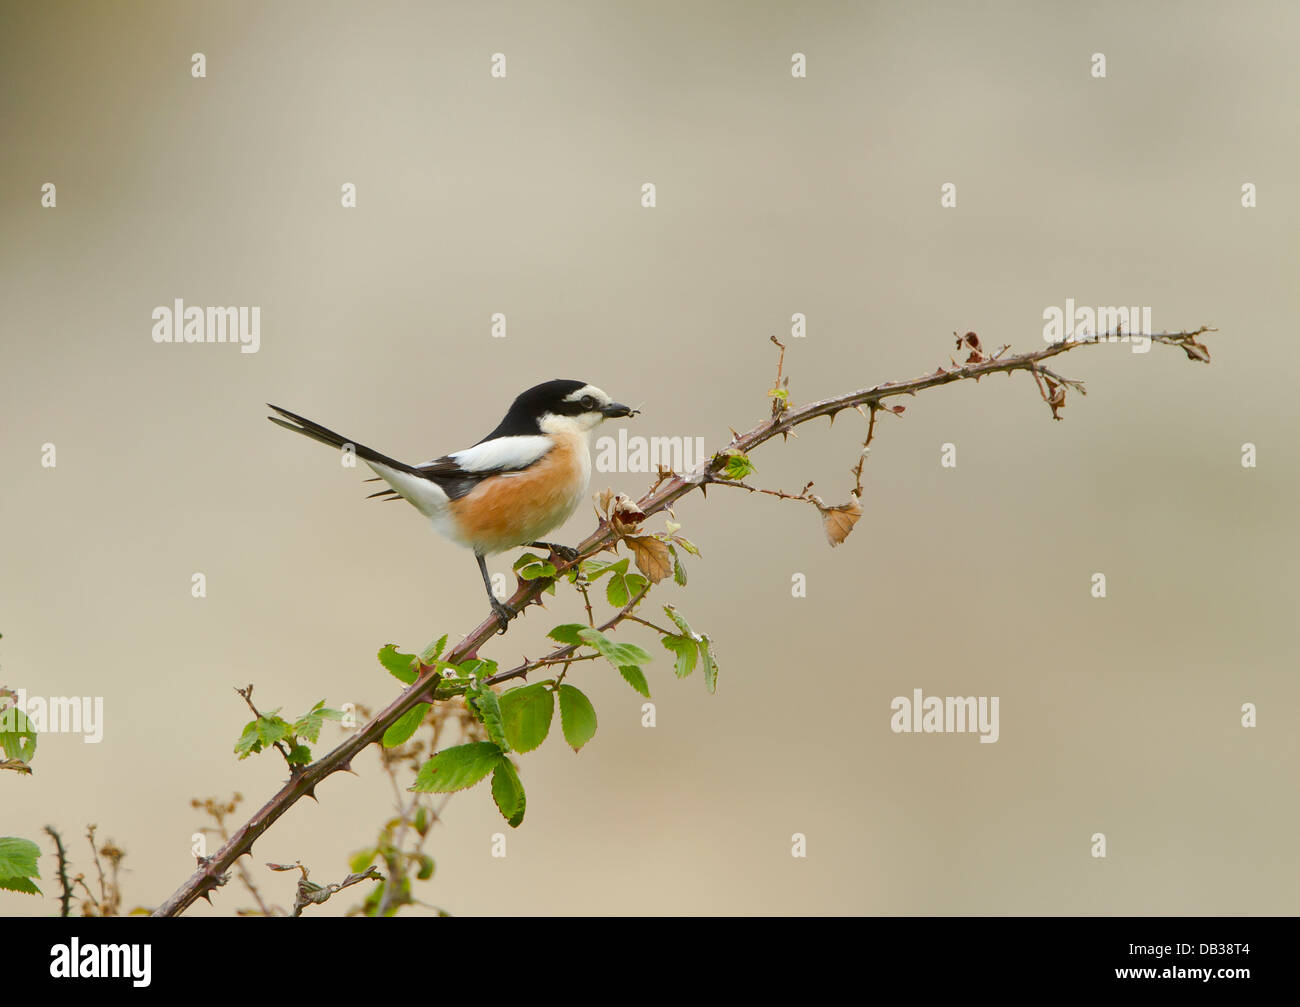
[268, 380, 638, 629]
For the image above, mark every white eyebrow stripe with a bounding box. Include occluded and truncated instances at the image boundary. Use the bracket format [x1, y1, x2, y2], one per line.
[448, 435, 554, 472]
[562, 384, 604, 403]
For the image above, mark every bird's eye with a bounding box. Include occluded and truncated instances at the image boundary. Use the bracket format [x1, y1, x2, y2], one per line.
[580, 395, 595, 409]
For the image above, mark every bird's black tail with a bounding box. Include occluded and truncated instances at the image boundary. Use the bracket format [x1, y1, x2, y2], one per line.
[266, 404, 417, 476]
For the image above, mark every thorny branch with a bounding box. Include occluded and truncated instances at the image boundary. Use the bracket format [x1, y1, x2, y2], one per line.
[152, 326, 1212, 916]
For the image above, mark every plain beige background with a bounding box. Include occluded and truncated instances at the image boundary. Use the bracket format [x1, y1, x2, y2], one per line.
[2, 0, 1297, 915]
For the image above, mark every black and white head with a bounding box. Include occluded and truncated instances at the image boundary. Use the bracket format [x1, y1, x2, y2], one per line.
[485, 379, 637, 440]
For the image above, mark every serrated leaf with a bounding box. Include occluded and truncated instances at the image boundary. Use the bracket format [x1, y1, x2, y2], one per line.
[618, 665, 651, 698]
[490, 757, 527, 828]
[233, 714, 292, 759]
[382, 702, 430, 748]
[547, 623, 588, 646]
[234, 721, 261, 759]
[723, 452, 755, 480]
[581, 558, 626, 580]
[467, 683, 509, 751]
[700, 637, 719, 694]
[671, 535, 701, 557]
[420, 634, 448, 663]
[0, 837, 41, 882]
[662, 604, 696, 638]
[606, 568, 648, 608]
[517, 560, 557, 581]
[661, 634, 699, 678]
[0, 876, 40, 895]
[286, 743, 312, 765]
[557, 685, 597, 751]
[512, 552, 545, 571]
[292, 700, 343, 743]
[578, 628, 653, 669]
[0, 704, 36, 763]
[626, 535, 673, 584]
[671, 547, 687, 586]
[412, 742, 503, 793]
[499, 684, 554, 753]
[378, 644, 420, 685]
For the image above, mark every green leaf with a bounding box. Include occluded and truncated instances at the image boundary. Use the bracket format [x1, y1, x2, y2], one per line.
[0, 837, 41, 884]
[0, 704, 36, 763]
[662, 604, 695, 638]
[606, 567, 648, 608]
[499, 684, 554, 753]
[383, 703, 430, 748]
[420, 634, 449, 664]
[467, 682, 509, 751]
[0, 876, 40, 895]
[700, 637, 719, 694]
[457, 658, 498, 680]
[671, 546, 687, 586]
[618, 665, 651, 698]
[349, 848, 376, 874]
[258, 715, 292, 746]
[663, 605, 718, 693]
[557, 685, 597, 751]
[234, 721, 261, 759]
[672, 536, 701, 557]
[513, 552, 556, 581]
[378, 644, 420, 685]
[580, 558, 625, 580]
[490, 757, 527, 828]
[286, 743, 312, 765]
[578, 627, 652, 669]
[292, 700, 343, 743]
[722, 451, 755, 480]
[233, 713, 293, 759]
[416, 853, 436, 880]
[661, 634, 699, 678]
[518, 561, 556, 581]
[412, 742, 503, 793]
[547, 623, 588, 646]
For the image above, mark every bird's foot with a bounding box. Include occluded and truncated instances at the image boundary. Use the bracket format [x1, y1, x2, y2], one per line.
[532, 541, 580, 563]
[490, 597, 516, 633]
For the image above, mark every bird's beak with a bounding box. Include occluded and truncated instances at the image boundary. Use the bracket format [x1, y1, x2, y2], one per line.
[602, 402, 638, 418]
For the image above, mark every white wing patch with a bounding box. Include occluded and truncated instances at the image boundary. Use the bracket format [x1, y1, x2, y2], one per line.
[449, 435, 553, 473]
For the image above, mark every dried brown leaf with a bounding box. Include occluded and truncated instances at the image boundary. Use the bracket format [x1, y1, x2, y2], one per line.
[626, 535, 674, 583]
[818, 494, 862, 548]
[608, 493, 646, 534]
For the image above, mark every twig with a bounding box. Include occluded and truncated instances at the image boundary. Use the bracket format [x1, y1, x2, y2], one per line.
[44, 825, 72, 918]
[151, 326, 1212, 916]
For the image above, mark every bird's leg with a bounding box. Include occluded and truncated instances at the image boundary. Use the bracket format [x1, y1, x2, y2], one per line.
[477, 553, 514, 632]
[527, 540, 580, 563]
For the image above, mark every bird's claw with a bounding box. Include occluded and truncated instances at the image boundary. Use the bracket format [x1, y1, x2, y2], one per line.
[490, 598, 516, 633]
[549, 543, 580, 563]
